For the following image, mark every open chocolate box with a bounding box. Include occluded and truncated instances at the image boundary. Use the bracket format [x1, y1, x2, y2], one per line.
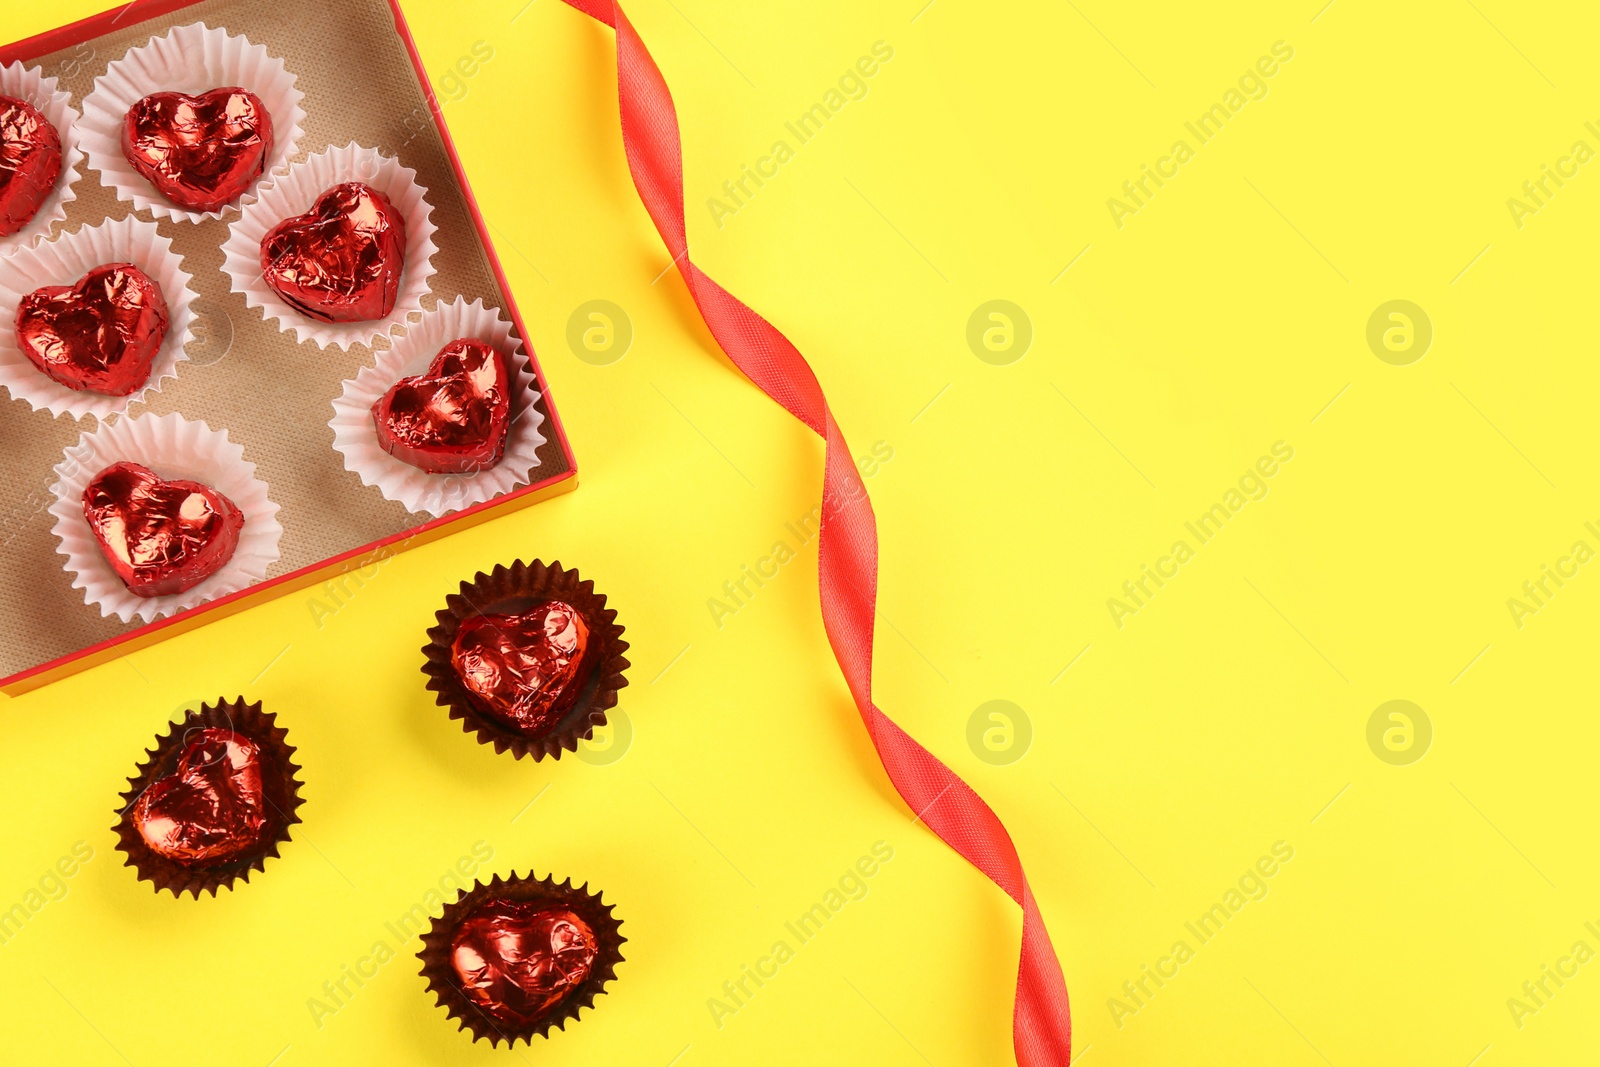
[0, 0, 577, 694]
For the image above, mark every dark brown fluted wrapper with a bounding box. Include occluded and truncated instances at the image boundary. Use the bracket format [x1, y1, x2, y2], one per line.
[112, 697, 303, 898]
[421, 559, 629, 761]
[418, 870, 625, 1046]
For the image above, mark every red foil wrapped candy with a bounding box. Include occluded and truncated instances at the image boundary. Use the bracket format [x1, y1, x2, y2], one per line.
[373, 338, 511, 474]
[260, 181, 406, 323]
[0, 94, 62, 237]
[16, 263, 168, 396]
[422, 560, 629, 761]
[451, 602, 593, 736]
[113, 698, 303, 898]
[131, 728, 268, 865]
[121, 87, 274, 213]
[82, 460, 243, 597]
[452, 903, 598, 1021]
[419, 871, 624, 1045]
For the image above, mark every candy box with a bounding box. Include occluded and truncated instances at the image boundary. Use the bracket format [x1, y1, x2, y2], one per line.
[0, 0, 577, 694]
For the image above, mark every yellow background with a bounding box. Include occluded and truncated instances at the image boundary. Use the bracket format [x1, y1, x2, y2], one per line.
[2, 0, 1597, 1064]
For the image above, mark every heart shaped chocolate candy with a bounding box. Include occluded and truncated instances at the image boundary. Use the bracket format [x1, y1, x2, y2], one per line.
[373, 338, 510, 474]
[449, 601, 594, 736]
[82, 460, 244, 597]
[450, 901, 599, 1023]
[16, 263, 168, 396]
[122, 87, 274, 212]
[130, 727, 269, 866]
[0, 94, 62, 236]
[260, 181, 406, 323]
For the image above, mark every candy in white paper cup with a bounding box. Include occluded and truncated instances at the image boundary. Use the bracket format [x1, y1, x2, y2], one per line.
[330, 297, 545, 517]
[0, 61, 84, 252]
[47, 412, 282, 624]
[220, 142, 438, 351]
[80, 21, 305, 223]
[0, 215, 197, 421]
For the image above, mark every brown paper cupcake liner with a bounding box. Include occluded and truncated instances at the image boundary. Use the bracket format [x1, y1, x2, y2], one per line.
[112, 696, 303, 898]
[417, 870, 625, 1046]
[421, 559, 629, 761]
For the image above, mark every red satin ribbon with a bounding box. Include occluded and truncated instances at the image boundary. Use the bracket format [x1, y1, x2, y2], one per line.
[555, 3, 1072, 1060]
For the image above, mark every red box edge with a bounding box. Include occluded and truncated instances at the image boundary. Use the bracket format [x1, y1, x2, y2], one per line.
[1, 467, 578, 696]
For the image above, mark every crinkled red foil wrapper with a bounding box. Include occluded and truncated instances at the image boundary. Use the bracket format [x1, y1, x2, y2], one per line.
[81, 460, 243, 597]
[418, 871, 624, 1046]
[373, 338, 510, 474]
[421, 560, 629, 761]
[121, 87, 273, 213]
[261, 181, 406, 323]
[16, 263, 168, 396]
[113, 697, 303, 898]
[0, 93, 61, 237]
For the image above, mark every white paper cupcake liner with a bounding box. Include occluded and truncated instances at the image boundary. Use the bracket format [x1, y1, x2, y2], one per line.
[47, 412, 282, 623]
[329, 297, 545, 517]
[80, 21, 305, 224]
[0, 61, 84, 252]
[0, 215, 197, 421]
[220, 142, 438, 350]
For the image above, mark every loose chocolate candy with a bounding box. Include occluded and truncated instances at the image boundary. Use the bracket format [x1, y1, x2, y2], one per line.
[82, 461, 244, 597]
[450, 901, 599, 1023]
[121, 87, 274, 213]
[130, 728, 269, 865]
[372, 338, 511, 474]
[449, 602, 593, 737]
[424, 562, 629, 762]
[419, 869, 624, 1042]
[114, 698, 304, 898]
[260, 181, 407, 323]
[0, 94, 62, 237]
[16, 263, 168, 396]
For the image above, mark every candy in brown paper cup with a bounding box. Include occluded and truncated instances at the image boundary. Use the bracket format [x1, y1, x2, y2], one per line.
[112, 697, 303, 898]
[417, 870, 624, 1046]
[421, 560, 629, 761]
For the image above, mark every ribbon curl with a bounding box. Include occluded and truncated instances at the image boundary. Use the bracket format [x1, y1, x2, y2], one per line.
[554, 2, 1072, 1060]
